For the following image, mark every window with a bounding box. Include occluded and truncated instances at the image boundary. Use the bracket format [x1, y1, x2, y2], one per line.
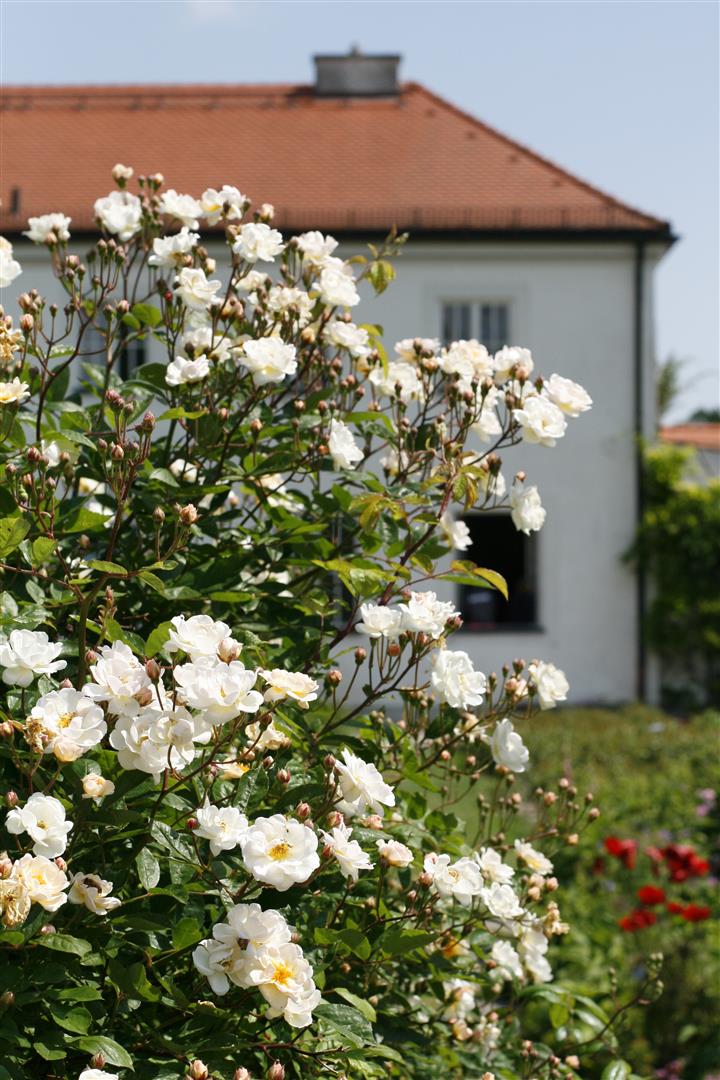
[458, 513, 539, 630]
[117, 328, 146, 379]
[441, 301, 510, 352]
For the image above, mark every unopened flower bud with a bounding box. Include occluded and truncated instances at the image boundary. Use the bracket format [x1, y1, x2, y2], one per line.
[566, 833, 579, 846]
[180, 503, 198, 525]
[0, 722, 13, 739]
[19, 313, 34, 333]
[153, 506, 166, 524]
[135, 687, 153, 708]
[565, 1055, 580, 1069]
[234, 1071, 251, 1080]
[387, 643, 401, 657]
[323, 754, 336, 771]
[187, 1061, 208, 1080]
[276, 769, 291, 785]
[111, 443, 125, 461]
[140, 410, 156, 433]
[543, 792, 557, 806]
[250, 418, 263, 435]
[418, 871, 433, 888]
[54, 857, 67, 872]
[589, 807, 600, 820]
[262, 755, 274, 770]
[327, 668, 342, 686]
[187, 818, 198, 831]
[364, 814, 383, 830]
[267, 1064, 284, 1080]
[90, 1052, 106, 1069]
[296, 802, 311, 821]
[145, 658, 161, 682]
[40, 924, 55, 935]
[217, 638, 242, 664]
[354, 647, 366, 664]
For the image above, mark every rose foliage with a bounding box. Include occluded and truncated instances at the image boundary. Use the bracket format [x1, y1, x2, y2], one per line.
[0, 171, 641, 1080]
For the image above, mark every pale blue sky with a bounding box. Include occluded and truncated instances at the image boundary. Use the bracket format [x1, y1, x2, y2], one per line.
[2, 0, 718, 421]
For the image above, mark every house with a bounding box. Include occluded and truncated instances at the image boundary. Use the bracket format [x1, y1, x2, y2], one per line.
[660, 424, 720, 481]
[0, 50, 674, 703]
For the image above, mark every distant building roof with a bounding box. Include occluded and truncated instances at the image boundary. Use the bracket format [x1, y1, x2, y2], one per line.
[0, 81, 673, 238]
[660, 424, 720, 452]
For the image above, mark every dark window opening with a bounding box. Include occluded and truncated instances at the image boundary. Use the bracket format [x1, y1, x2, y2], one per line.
[459, 513, 538, 630]
[441, 301, 510, 352]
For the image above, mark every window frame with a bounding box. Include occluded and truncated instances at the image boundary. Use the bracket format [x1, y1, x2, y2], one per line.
[439, 298, 512, 352]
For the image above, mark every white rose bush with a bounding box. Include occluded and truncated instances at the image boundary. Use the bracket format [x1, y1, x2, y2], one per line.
[0, 168, 653, 1080]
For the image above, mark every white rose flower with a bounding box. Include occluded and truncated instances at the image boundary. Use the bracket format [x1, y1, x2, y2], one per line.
[326, 320, 371, 359]
[472, 385, 503, 443]
[80, 1070, 120, 1080]
[194, 802, 249, 855]
[192, 935, 235, 995]
[518, 922, 552, 983]
[431, 649, 486, 710]
[266, 285, 314, 326]
[173, 658, 263, 724]
[295, 230, 338, 266]
[158, 189, 202, 229]
[94, 191, 142, 241]
[174, 267, 222, 311]
[481, 881, 525, 920]
[528, 660, 569, 709]
[83, 641, 151, 717]
[81, 772, 115, 801]
[394, 337, 439, 362]
[493, 345, 533, 383]
[398, 590, 459, 639]
[5, 793, 72, 859]
[474, 847, 514, 885]
[236, 269, 271, 297]
[327, 418, 363, 471]
[489, 718, 529, 773]
[509, 480, 546, 535]
[166, 354, 211, 388]
[379, 447, 411, 475]
[513, 396, 567, 447]
[543, 373, 592, 417]
[200, 184, 247, 224]
[23, 212, 72, 244]
[514, 839, 554, 876]
[491, 940, 524, 981]
[245, 718, 291, 750]
[259, 669, 319, 710]
[110, 704, 204, 778]
[0, 630, 65, 688]
[181, 325, 233, 364]
[440, 510, 471, 551]
[369, 361, 425, 403]
[0, 237, 21, 287]
[148, 226, 199, 267]
[68, 872, 121, 915]
[440, 339, 493, 383]
[0, 378, 30, 405]
[112, 162, 133, 181]
[335, 748, 395, 818]
[317, 263, 359, 307]
[244, 941, 320, 1027]
[11, 853, 69, 911]
[232, 222, 284, 263]
[169, 458, 199, 484]
[239, 337, 298, 386]
[241, 815, 320, 891]
[377, 838, 414, 867]
[166, 614, 234, 661]
[356, 603, 403, 640]
[423, 853, 483, 906]
[321, 821, 373, 881]
[28, 687, 106, 762]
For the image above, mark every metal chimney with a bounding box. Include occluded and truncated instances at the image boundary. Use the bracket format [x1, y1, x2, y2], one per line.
[314, 46, 401, 97]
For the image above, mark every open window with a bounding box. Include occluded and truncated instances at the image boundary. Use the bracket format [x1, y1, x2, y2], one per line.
[458, 513, 539, 630]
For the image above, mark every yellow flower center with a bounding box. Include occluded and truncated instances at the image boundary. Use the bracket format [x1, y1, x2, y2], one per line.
[58, 713, 74, 729]
[268, 841, 291, 861]
[271, 961, 294, 987]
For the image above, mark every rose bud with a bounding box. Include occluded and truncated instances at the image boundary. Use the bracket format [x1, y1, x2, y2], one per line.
[267, 1064, 285, 1080]
[180, 503, 199, 525]
[188, 1062, 209, 1080]
[187, 817, 199, 831]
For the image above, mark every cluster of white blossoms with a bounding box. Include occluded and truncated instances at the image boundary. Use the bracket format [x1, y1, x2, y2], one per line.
[193, 903, 320, 1027]
[0, 629, 66, 687]
[356, 590, 460, 642]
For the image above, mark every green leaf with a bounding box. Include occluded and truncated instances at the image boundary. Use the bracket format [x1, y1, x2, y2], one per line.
[88, 560, 128, 576]
[37, 932, 92, 957]
[0, 515, 30, 559]
[450, 560, 508, 600]
[136, 848, 161, 890]
[549, 1002, 570, 1029]
[131, 302, 163, 327]
[108, 958, 161, 1002]
[333, 986, 377, 1022]
[104, 617, 145, 657]
[145, 620, 172, 657]
[31, 537, 56, 564]
[49, 1003, 93, 1033]
[172, 916, 203, 951]
[158, 407, 207, 421]
[316, 1002, 373, 1048]
[33, 1041, 67, 1061]
[71, 1036, 134, 1069]
[602, 1063, 632, 1080]
[381, 928, 436, 955]
[315, 927, 372, 960]
[63, 506, 112, 533]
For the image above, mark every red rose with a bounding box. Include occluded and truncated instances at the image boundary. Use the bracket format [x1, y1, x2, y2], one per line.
[619, 908, 657, 932]
[666, 901, 685, 915]
[681, 904, 711, 922]
[637, 885, 666, 906]
[604, 836, 637, 870]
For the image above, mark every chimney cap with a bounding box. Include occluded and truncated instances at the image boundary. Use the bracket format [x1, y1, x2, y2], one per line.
[314, 49, 401, 98]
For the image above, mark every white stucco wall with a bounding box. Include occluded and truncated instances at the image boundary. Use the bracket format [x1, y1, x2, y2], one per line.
[7, 237, 665, 703]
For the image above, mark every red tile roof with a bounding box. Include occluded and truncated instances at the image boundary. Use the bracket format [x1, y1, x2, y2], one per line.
[0, 82, 671, 237]
[660, 424, 720, 452]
